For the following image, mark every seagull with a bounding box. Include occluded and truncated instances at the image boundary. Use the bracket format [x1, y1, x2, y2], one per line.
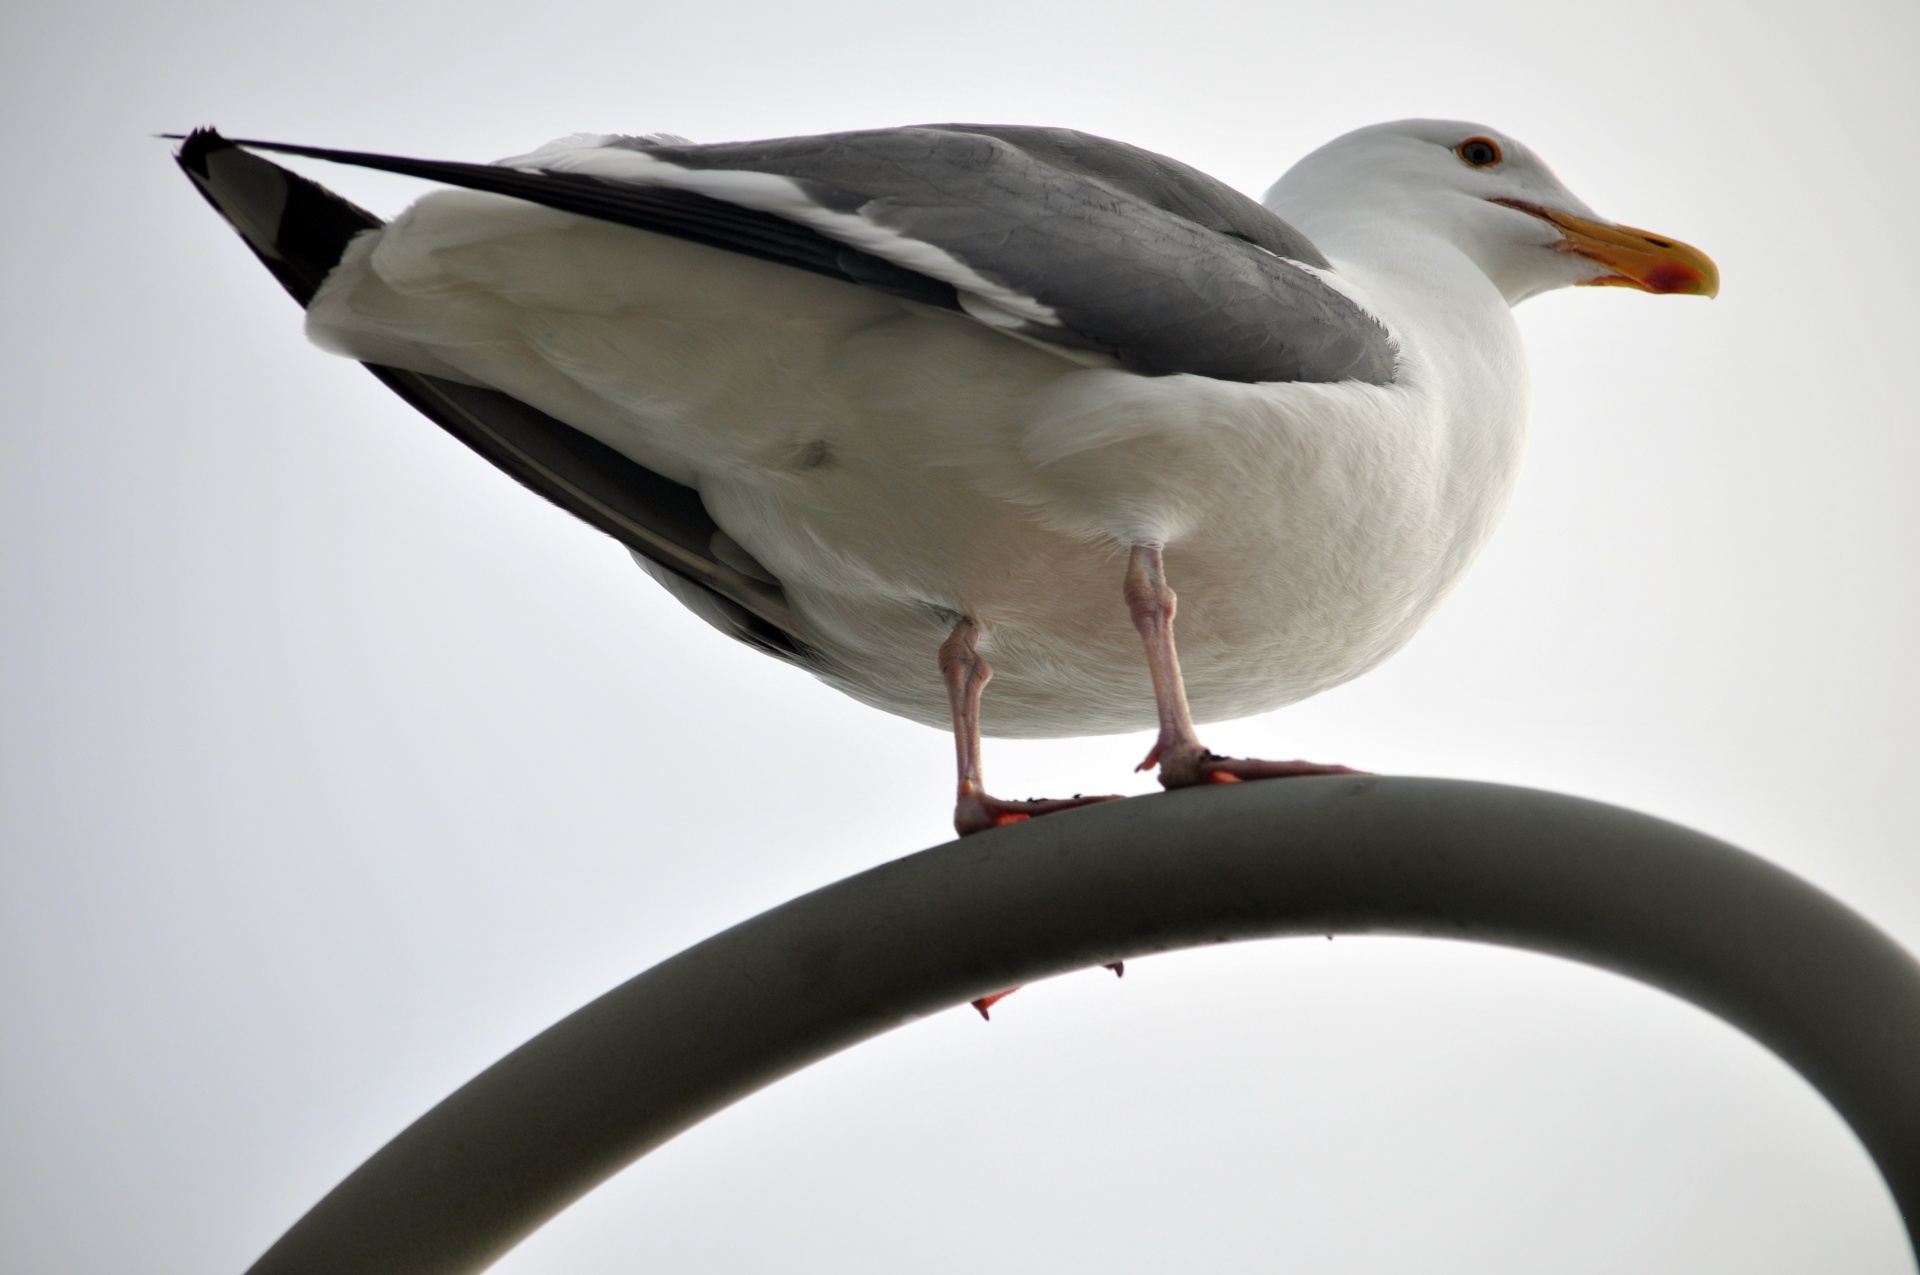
[176, 120, 1715, 838]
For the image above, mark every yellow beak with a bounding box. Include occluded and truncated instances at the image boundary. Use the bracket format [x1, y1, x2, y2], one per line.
[1494, 198, 1719, 297]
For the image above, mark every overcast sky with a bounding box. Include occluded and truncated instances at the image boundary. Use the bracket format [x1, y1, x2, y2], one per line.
[3, 0, 1917, 1271]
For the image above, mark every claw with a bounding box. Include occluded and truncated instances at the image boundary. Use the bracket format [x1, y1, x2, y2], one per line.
[972, 989, 1017, 1019]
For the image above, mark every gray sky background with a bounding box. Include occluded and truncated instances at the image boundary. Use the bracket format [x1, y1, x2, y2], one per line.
[3, 0, 1917, 1271]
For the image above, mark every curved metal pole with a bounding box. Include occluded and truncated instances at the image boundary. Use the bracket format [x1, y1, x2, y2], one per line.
[241, 778, 1920, 1274]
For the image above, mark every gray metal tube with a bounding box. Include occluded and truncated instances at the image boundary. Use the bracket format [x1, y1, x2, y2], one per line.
[241, 777, 1920, 1273]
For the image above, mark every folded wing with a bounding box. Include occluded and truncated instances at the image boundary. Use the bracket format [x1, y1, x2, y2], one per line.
[215, 125, 1396, 385]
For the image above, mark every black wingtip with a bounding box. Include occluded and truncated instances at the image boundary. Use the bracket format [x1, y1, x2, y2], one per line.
[173, 126, 383, 306]
[171, 126, 233, 177]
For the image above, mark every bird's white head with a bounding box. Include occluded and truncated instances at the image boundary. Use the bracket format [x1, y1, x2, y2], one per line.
[1265, 119, 1717, 305]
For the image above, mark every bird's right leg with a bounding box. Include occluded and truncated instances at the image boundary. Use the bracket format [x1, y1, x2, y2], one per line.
[941, 619, 1121, 838]
[1125, 544, 1361, 787]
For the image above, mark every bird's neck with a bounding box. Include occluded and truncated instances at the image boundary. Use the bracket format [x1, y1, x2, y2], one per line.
[1280, 204, 1529, 424]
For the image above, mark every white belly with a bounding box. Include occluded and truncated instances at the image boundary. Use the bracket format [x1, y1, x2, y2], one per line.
[310, 191, 1529, 737]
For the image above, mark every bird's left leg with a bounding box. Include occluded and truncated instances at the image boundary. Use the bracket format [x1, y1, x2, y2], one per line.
[1125, 544, 1363, 789]
[941, 620, 1126, 1018]
[941, 619, 1121, 837]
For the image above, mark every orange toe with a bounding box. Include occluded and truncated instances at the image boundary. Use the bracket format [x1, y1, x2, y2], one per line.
[972, 989, 1018, 1019]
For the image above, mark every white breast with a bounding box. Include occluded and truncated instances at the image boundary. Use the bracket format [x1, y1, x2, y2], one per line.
[308, 191, 1531, 738]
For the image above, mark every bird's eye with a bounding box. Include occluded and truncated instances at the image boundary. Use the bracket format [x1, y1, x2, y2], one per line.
[1456, 137, 1502, 167]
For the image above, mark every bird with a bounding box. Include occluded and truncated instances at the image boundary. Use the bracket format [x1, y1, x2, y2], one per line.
[175, 119, 1716, 840]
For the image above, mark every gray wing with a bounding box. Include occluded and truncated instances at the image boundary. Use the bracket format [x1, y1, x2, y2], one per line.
[174, 129, 814, 667]
[221, 126, 1396, 385]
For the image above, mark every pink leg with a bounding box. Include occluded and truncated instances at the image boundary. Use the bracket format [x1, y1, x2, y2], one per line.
[941, 619, 1122, 1018]
[941, 620, 1121, 838]
[1124, 544, 1363, 789]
